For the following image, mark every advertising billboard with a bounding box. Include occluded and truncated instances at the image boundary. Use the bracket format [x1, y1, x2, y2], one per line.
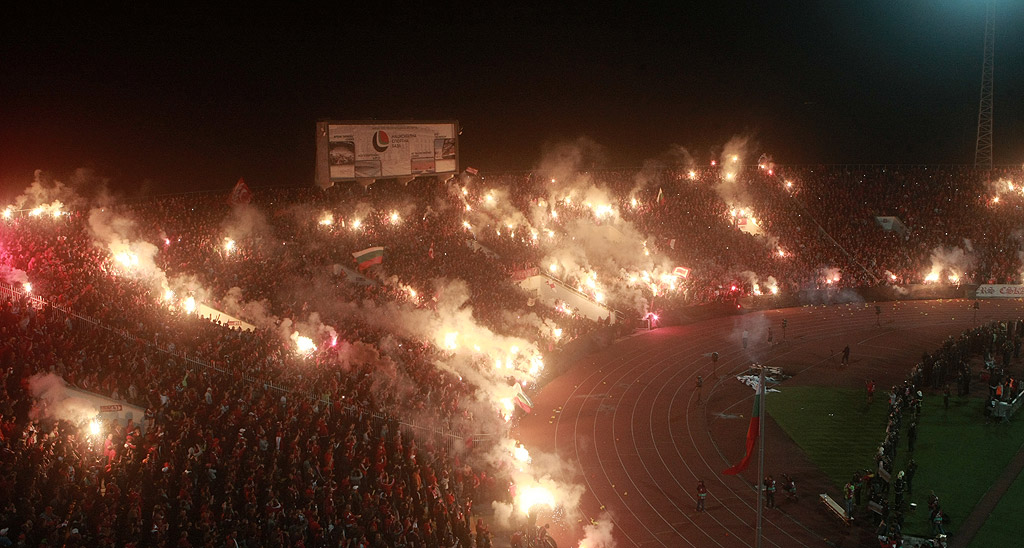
[316, 120, 458, 187]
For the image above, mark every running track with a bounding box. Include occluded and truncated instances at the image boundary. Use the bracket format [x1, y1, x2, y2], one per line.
[515, 299, 1024, 548]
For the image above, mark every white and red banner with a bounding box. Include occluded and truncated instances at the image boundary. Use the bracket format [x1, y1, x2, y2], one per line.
[511, 267, 539, 281]
[977, 284, 1024, 299]
[228, 178, 252, 205]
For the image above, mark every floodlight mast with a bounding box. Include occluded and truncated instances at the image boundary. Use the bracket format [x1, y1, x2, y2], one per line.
[974, 1, 994, 170]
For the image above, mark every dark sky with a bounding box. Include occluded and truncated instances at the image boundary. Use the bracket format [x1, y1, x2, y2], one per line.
[2, 1, 1022, 194]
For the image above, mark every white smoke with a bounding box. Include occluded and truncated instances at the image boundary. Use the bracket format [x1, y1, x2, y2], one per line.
[716, 135, 755, 207]
[27, 373, 98, 425]
[580, 512, 617, 548]
[0, 265, 29, 285]
[925, 241, 976, 283]
[221, 203, 271, 241]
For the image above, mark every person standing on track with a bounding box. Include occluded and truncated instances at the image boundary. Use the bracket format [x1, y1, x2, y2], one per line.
[782, 473, 798, 502]
[764, 475, 776, 509]
[843, 480, 856, 519]
[696, 375, 703, 403]
[842, 345, 851, 366]
[696, 480, 707, 512]
[867, 379, 876, 403]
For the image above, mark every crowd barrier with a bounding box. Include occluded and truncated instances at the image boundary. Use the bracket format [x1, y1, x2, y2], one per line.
[993, 391, 1024, 421]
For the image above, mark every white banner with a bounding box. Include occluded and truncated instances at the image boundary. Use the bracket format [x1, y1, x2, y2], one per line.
[197, 304, 257, 331]
[737, 216, 762, 235]
[318, 121, 458, 182]
[875, 216, 908, 234]
[977, 284, 1024, 299]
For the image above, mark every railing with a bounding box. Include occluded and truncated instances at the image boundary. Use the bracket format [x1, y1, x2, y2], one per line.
[993, 391, 1024, 421]
[0, 281, 463, 449]
[538, 271, 625, 324]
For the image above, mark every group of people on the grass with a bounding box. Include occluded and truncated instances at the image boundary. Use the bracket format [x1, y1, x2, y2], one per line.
[2, 163, 1024, 546]
[862, 319, 1024, 546]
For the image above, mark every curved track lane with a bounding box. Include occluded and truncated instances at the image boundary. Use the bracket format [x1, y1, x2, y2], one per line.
[516, 299, 1023, 547]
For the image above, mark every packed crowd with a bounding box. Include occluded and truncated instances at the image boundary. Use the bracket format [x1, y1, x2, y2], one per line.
[0, 292, 509, 547]
[1, 163, 1023, 546]
[860, 318, 1023, 546]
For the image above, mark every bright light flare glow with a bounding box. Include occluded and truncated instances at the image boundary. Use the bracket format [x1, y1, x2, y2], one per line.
[2, 208, 11, 219]
[924, 272, 940, 283]
[30, 207, 43, 216]
[224, 238, 236, 252]
[500, 398, 515, 422]
[89, 419, 101, 437]
[115, 252, 139, 269]
[23, 282, 32, 293]
[292, 333, 317, 354]
[319, 214, 333, 226]
[390, 212, 400, 223]
[512, 444, 532, 464]
[444, 332, 458, 350]
[182, 296, 197, 314]
[351, 219, 362, 230]
[592, 204, 615, 218]
[516, 485, 556, 515]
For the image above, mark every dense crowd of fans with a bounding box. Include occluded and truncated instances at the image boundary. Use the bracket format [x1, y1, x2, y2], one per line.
[1, 163, 1023, 546]
[859, 318, 1023, 546]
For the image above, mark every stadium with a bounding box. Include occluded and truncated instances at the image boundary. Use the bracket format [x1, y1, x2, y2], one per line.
[3, 4, 1024, 548]
[2, 159, 1023, 548]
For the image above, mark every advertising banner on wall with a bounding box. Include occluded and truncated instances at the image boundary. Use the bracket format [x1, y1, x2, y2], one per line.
[316, 120, 458, 186]
[976, 284, 1024, 299]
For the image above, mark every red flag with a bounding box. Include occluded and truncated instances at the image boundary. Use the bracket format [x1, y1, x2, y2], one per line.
[465, 167, 479, 175]
[723, 374, 764, 475]
[228, 178, 252, 205]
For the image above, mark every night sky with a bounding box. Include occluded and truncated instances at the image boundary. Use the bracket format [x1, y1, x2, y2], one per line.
[2, 2, 1022, 195]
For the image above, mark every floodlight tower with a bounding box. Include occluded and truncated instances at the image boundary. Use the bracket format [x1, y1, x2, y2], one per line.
[974, 1, 995, 169]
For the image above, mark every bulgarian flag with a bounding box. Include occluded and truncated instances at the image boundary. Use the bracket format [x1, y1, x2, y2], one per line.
[657, 187, 665, 205]
[513, 385, 534, 413]
[723, 371, 765, 475]
[352, 246, 384, 271]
